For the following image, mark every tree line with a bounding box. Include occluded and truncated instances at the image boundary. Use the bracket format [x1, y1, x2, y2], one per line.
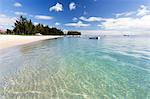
[6, 16, 64, 35]
[67, 31, 81, 35]
[5, 16, 82, 36]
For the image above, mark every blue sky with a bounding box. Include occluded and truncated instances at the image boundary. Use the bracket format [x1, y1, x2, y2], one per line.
[0, 0, 150, 35]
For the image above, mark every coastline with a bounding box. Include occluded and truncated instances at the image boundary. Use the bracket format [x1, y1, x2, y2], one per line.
[0, 35, 63, 50]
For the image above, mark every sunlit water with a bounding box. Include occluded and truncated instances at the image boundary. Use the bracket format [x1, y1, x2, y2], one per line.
[0, 36, 150, 99]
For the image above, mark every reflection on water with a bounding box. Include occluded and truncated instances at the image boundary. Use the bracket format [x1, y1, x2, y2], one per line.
[0, 36, 150, 99]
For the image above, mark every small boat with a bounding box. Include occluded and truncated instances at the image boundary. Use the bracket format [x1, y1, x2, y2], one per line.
[123, 35, 130, 37]
[89, 36, 100, 39]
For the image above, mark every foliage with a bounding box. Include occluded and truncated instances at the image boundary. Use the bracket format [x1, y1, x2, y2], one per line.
[67, 31, 81, 35]
[34, 24, 64, 35]
[6, 16, 64, 35]
[6, 29, 13, 34]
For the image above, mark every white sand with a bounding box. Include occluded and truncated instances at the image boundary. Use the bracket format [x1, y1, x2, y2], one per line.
[0, 35, 63, 50]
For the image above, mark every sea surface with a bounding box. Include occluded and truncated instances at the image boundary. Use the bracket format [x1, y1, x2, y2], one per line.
[0, 36, 150, 99]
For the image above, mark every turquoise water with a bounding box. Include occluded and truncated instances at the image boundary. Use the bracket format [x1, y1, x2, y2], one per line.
[0, 36, 150, 99]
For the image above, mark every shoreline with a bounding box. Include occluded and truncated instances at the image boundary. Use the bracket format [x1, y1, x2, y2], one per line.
[0, 35, 63, 50]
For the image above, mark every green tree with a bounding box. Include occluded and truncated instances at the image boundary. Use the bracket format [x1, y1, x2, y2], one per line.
[67, 31, 81, 35]
[6, 16, 65, 35]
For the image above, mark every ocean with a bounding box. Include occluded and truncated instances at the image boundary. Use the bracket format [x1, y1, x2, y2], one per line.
[0, 36, 150, 99]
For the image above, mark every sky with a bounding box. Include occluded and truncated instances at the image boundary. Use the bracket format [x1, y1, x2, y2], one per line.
[0, 0, 150, 35]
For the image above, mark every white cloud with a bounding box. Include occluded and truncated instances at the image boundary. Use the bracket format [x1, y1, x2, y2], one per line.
[77, 5, 150, 35]
[99, 15, 150, 35]
[97, 24, 102, 27]
[137, 5, 150, 16]
[116, 5, 150, 17]
[33, 22, 39, 25]
[72, 17, 78, 21]
[49, 3, 63, 12]
[0, 14, 16, 29]
[14, 2, 22, 7]
[92, 5, 150, 35]
[65, 21, 90, 27]
[15, 12, 27, 16]
[55, 22, 60, 26]
[79, 16, 103, 22]
[35, 15, 53, 20]
[69, 2, 76, 11]
[116, 12, 135, 17]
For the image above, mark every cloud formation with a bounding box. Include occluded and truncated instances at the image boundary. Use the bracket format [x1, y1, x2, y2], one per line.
[35, 15, 53, 20]
[115, 12, 135, 17]
[15, 12, 27, 16]
[55, 22, 60, 26]
[14, 2, 22, 7]
[116, 5, 150, 17]
[97, 5, 150, 35]
[100, 15, 150, 33]
[65, 21, 90, 27]
[69, 2, 76, 10]
[33, 22, 39, 25]
[0, 14, 16, 29]
[72, 17, 78, 21]
[137, 5, 150, 16]
[79, 16, 103, 22]
[78, 5, 150, 35]
[49, 3, 63, 12]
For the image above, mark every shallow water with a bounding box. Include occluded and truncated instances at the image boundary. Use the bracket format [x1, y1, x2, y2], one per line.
[0, 36, 150, 99]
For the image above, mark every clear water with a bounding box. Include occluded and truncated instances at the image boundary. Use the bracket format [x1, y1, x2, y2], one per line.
[0, 36, 150, 99]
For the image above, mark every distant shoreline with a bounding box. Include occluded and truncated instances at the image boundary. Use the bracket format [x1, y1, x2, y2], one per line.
[0, 35, 63, 50]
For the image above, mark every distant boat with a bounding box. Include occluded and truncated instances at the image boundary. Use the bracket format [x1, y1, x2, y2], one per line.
[89, 36, 100, 39]
[123, 35, 130, 37]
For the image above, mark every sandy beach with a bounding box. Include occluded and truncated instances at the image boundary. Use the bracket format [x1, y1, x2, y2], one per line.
[0, 35, 63, 50]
